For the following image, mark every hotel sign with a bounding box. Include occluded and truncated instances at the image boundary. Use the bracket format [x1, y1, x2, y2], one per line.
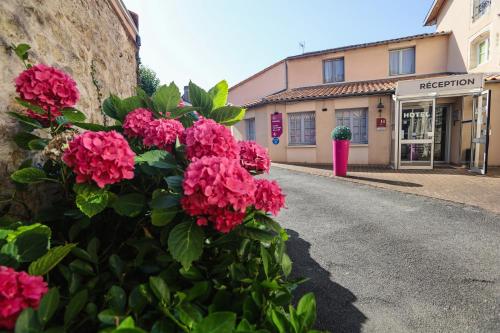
[396, 74, 484, 97]
[271, 112, 283, 138]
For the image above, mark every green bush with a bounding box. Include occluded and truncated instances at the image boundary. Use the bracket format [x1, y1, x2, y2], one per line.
[331, 126, 352, 141]
[0, 44, 327, 333]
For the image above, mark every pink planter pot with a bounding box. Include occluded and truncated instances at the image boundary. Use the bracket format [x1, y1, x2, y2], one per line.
[332, 139, 350, 177]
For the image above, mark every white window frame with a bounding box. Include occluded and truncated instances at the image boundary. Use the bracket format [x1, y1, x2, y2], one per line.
[245, 118, 256, 141]
[477, 38, 489, 65]
[288, 112, 316, 146]
[323, 58, 345, 83]
[389, 47, 416, 76]
[472, 0, 491, 22]
[335, 108, 368, 144]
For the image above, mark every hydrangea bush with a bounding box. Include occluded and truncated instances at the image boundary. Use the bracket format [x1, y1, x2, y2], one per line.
[0, 44, 326, 333]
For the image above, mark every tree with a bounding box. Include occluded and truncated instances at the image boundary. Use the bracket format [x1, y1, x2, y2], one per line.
[138, 64, 160, 96]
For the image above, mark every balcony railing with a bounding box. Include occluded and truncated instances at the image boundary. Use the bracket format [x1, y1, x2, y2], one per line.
[472, 0, 491, 21]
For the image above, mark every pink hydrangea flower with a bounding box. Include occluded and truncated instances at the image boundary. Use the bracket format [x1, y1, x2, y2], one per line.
[0, 266, 48, 330]
[15, 64, 79, 122]
[62, 131, 136, 188]
[123, 108, 154, 138]
[184, 118, 239, 160]
[143, 118, 185, 151]
[254, 179, 286, 215]
[181, 156, 256, 233]
[238, 141, 271, 173]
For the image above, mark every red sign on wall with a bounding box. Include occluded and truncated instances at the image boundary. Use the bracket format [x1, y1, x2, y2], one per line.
[271, 113, 283, 138]
[376, 118, 386, 128]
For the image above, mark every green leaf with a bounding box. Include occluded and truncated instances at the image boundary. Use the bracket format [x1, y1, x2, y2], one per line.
[281, 253, 292, 277]
[208, 80, 228, 110]
[165, 175, 183, 193]
[15, 97, 45, 115]
[269, 309, 288, 333]
[108, 285, 127, 314]
[61, 108, 86, 122]
[13, 132, 41, 150]
[72, 122, 108, 131]
[98, 309, 124, 325]
[69, 259, 94, 276]
[15, 307, 42, 333]
[64, 289, 88, 327]
[297, 293, 316, 330]
[149, 276, 170, 304]
[239, 227, 276, 243]
[28, 243, 76, 275]
[74, 184, 110, 218]
[208, 106, 245, 126]
[13, 43, 31, 60]
[129, 285, 148, 313]
[168, 221, 204, 270]
[11, 167, 47, 184]
[150, 193, 180, 210]
[188, 81, 213, 116]
[153, 82, 181, 113]
[14, 224, 51, 262]
[135, 150, 176, 169]
[151, 207, 178, 227]
[260, 246, 271, 278]
[109, 254, 125, 281]
[7, 111, 43, 129]
[192, 312, 236, 333]
[27, 139, 47, 150]
[38, 288, 60, 326]
[112, 193, 146, 217]
[177, 302, 203, 328]
[102, 94, 122, 120]
[118, 96, 146, 120]
[254, 213, 282, 233]
[168, 106, 198, 119]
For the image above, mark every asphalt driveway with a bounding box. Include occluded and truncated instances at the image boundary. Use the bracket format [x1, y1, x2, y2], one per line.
[271, 167, 500, 333]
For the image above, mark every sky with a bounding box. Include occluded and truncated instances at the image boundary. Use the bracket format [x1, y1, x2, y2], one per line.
[123, 0, 436, 91]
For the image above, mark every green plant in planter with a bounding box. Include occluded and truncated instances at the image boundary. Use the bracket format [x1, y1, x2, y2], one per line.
[331, 126, 352, 141]
[0, 44, 328, 333]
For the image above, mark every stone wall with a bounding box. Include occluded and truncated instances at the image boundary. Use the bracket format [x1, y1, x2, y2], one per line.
[0, 0, 138, 206]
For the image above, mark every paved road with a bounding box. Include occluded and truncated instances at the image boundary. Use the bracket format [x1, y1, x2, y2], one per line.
[270, 167, 500, 333]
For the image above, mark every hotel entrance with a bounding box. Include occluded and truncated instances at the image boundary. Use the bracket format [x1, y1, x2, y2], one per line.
[393, 74, 490, 173]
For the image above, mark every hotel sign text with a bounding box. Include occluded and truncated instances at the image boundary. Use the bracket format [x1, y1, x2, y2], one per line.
[396, 74, 484, 97]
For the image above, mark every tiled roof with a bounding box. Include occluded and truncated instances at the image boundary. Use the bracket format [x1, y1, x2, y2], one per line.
[485, 74, 500, 82]
[424, 0, 447, 26]
[245, 73, 458, 108]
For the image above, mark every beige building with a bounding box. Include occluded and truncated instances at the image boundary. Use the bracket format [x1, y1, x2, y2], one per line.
[230, 0, 500, 174]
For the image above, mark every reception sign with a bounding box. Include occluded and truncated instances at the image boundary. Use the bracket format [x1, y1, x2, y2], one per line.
[396, 74, 484, 97]
[271, 113, 283, 138]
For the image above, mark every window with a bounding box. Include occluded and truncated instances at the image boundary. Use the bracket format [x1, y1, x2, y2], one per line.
[473, 0, 491, 21]
[323, 58, 344, 83]
[477, 39, 489, 65]
[245, 118, 256, 141]
[336, 108, 368, 144]
[389, 47, 415, 76]
[288, 112, 316, 145]
[470, 34, 490, 68]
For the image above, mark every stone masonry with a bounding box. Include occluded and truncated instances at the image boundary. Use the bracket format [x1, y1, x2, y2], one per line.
[0, 0, 138, 206]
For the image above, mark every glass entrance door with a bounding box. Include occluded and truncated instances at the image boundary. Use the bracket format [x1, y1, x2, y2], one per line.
[470, 90, 490, 174]
[434, 105, 449, 162]
[399, 99, 435, 169]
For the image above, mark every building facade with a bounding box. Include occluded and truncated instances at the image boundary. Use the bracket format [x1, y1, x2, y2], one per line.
[230, 0, 500, 174]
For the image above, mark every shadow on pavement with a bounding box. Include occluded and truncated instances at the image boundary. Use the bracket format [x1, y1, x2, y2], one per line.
[347, 175, 423, 187]
[287, 230, 367, 332]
